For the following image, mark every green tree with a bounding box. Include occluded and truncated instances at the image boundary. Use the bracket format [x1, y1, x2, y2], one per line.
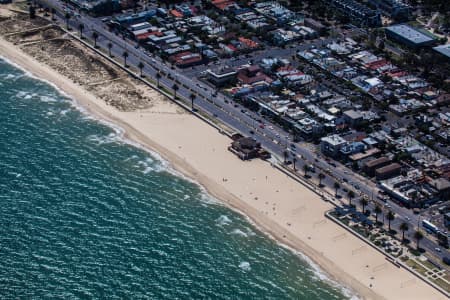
[138, 61, 145, 77]
[347, 190, 355, 206]
[374, 205, 382, 224]
[29, 5, 36, 19]
[78, 23, 84, 39]
[386, 210, 395, 231]
[283, 150, 289, 164]
[189, 93, 196, 111]
[359, 197, 368, 214]
[64, 12, 71, 30]
[122, 50, 128, 67]
[303, 164, 308, 177]
[400, 222, 409, 243]
[172, 83, 179, 99]
[318, 173, 325, 187]
[107, 42, 113, 57]
[156, 72, 161, 87]
[414, 230, 424, 250]
[334, 182, 340, 197]
[92, 31, 99, 48]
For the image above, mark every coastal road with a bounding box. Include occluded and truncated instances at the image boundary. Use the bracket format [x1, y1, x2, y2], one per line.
[35, 0, 447, 260]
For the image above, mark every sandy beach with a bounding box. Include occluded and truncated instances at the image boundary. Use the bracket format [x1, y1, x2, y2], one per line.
[0, 10, 445, 300]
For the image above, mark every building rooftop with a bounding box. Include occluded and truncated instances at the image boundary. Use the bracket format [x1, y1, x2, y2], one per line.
[433, 44, 450, 59]
[207, 68, 236, 77]
[376, 163, 402, 174]
[386, 24, 435, 45]
[321, 134, 347, 146]
[344, 109, 363, 120]
[365, 157, 391, 168]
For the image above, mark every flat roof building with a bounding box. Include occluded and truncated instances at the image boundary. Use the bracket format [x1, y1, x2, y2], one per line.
[343, 109, 363, 126]
[320, 134, 348, 158]
[364, 156, 391, 176]
[206, 68, 237, 87]
[375, 163, 402, 180]
[385, 24, 436, 48]
[433, 44, 450, 61]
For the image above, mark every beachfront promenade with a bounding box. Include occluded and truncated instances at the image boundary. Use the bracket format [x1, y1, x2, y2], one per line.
[0, 4, 446, 299]
[34, 0, 445, 264]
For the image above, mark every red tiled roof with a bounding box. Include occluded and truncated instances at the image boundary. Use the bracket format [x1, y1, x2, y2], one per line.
[238, 37, 259, 48]
[136, 31, 162, 40]
[212, 0, 235, 10]
[170, 9, 183, 18]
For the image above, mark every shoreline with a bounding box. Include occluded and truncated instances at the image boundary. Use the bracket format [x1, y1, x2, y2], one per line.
[0, 34, 444, 300]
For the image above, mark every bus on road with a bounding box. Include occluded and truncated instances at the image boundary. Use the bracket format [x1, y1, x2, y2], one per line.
[422, 220, 438, 234]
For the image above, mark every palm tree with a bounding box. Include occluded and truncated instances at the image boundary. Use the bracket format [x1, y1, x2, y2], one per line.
[347, 190, 355, 206]
[78, 23, 84, 39]
[156, 72, 162, 87]
[399, 222, 409, 242]
[122, 50, 129, 67]
[138, 61, 145, 77]
[292, 156, 297, 171]
[359, 197, 368, 214]
[334, 182, 340, 197]
[64, 12, 71, 30]
[92, 31, 99, 48]
[107, 42, 113, 57]
[414, 230, 424, 250]
[189, 93, 196, 110]
[386, 210, 395, 231]
[374, 205, 382, 224]
[282, 150, 289, 164]
[303, 164, 308, 177]
[318, 173, 325, 187]
[172, 83, 179, 99]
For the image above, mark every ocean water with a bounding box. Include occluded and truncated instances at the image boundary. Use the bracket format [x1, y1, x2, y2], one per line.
[0, 58, 352, 299]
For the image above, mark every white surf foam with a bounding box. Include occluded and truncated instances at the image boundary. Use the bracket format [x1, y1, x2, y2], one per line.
[39, 95, 58, 103]
[216, 215, 232, 227]
[278, 242, 360, 300]
[135, 157, 157, 174]
[238, 261, 251, 271]
[3, 73, 21, 80]
[231, 228, 248, 237]
[59, 108, 71, 116]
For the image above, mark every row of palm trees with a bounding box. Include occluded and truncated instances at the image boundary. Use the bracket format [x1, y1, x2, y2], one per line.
[284, 150, 425, 250]
[63, 12, 198, 111]
[344, 190, 425, 249]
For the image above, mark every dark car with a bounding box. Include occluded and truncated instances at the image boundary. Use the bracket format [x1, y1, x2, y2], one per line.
[443, 256, 450, 266]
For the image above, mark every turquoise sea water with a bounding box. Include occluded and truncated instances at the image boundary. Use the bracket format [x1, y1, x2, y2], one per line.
[0, 58, 352, 299]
